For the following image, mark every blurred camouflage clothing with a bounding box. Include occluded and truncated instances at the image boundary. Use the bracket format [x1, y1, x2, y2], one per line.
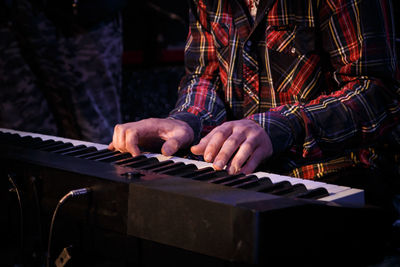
[0, 0, 122, 144]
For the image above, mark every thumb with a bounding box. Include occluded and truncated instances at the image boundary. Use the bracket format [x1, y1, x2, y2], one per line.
[161, 138, 181, 156]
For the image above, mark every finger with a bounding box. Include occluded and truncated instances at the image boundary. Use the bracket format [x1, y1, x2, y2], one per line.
[213, 132, 245, 170]
[161, 138, 180, 156]
[108, 142, 114, 150]
[191, 122, 226, 155]
[227, 138, 257, 174]
[240, 147, 266, 174]
[191, 133, 213, 156]
[191, 141, 206, 155]
[125, 129, 141, 156]
[112, 124, 126, 152]
[203, 130, 234, 162]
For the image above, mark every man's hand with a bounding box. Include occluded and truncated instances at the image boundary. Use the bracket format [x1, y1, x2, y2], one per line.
[109, 118, 194, 156]
[191, 119, 273, 175]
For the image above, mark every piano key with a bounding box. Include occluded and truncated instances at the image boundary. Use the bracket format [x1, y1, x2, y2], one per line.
[262, 181, 292, 194]
[53, 144, 86, 154]
[139, 160, 175, 170]
[149, 162, 185, 173]
[158, 163, 197, 176]
[87, 151, 121, 161]
[234, 176, 273, 189]
[113, 155, 147, 165]
[208, 173, 247, 184]
[192, 170, 229, 181]
[273, 183, 308, 197]
[171, 168, 203, 178]
[75, 149, 111, 159]
[42, 142, 73, 152]
[296, 187, 330, 199]
[123, 157, 159, 168]
[15, 135, 43, 147]
[0, 132, 22, 144]
[62, 146, 97, 156]
[31, 140, 58, 149]
[252, 172, 352, 195]
[181, 167, 215, 178]
[246, 179, 290, 193]
[221, 175, 258, 187]
[22, 137, 43, 147]
[96, 152, 131, 163]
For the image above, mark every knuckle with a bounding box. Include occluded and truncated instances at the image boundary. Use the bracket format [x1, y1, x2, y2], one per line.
[114, 123, 122, 131]
[206, 142, 219, 152]
[226, 137, 241, 147]
[125, 128, 137, 137]
[242, 140, 257, 151]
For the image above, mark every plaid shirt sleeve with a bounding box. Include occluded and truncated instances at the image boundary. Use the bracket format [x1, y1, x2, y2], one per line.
[249, 0, 400, 158]
[169, 0, 227, 142]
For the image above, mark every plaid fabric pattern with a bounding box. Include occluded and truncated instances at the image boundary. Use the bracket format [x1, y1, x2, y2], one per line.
[170, 0, 400, 180]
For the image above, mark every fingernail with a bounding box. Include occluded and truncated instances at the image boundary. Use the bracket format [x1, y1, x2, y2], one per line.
[204, 154, 211, 162]
[228, 166, 235, 174]
[163, 147, 172, 155]
[214, 161, 224, 170]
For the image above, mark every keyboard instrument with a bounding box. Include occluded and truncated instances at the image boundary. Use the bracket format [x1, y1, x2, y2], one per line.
[1, 128, 388, 266]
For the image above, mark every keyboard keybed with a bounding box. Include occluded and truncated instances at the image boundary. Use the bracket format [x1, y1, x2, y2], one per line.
[0, 128, 364, 205]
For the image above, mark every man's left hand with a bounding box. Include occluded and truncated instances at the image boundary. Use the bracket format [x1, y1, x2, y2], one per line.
[191, 119, 273, 174]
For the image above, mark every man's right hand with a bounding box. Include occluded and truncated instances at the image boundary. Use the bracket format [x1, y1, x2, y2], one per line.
[108, 118, 194, 157]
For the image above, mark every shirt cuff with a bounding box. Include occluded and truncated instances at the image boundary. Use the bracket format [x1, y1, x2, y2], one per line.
[248, 111, 302, 155]
[168, 111, 202, 145]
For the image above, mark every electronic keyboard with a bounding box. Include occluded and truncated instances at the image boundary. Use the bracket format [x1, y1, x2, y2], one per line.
[1, 128, 387, 265]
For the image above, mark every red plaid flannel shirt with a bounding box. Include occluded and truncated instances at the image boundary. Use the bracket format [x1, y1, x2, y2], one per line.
[170, 0, 400, 180]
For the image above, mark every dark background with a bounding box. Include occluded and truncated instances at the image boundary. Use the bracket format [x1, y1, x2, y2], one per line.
[120, 1, 188, 123]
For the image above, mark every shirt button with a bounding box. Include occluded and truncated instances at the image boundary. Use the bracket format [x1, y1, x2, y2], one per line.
[244, 40, 252, 52]
[291, 47, 296, 54]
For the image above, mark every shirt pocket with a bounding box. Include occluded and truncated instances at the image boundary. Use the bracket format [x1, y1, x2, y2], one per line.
[266, 25, 319, 98]
[266, 25, 316, 56]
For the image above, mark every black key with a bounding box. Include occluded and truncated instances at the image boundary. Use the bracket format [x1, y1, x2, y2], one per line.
[18, 136, 43, 147]
[275, 184, 308, 197]
[139, 160, 175, 170]
[244, 178, 283, 192]
[23, 137, 43, 147]
[97, 152, 131, 163]
[208, 173, 246, 184]
[4, 134, 30, 145]
[62, 146, 97, 156]
[114, 155, 147, 165]
[37, 141, 66, 151]
[123, 157, 159, 168]
[149, 162, 185, 173]
[296, 187, 329, 199]
[32, 140, 58, 149]
[192, 170, 229, 181]
[159, 164, 197, 176]
[221, 175, 258, 186]
[259, 181, 292, 194]
[273, 183, 307, 196]
[173, 168, 204, 178]
[236, 176, 272, 189]
[42, 142, 73, 152]
[85, 151, 120, 161]
[182, 167, 214, 178]
[76, 149, 110, 159]
[53, 144, 86, 154]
